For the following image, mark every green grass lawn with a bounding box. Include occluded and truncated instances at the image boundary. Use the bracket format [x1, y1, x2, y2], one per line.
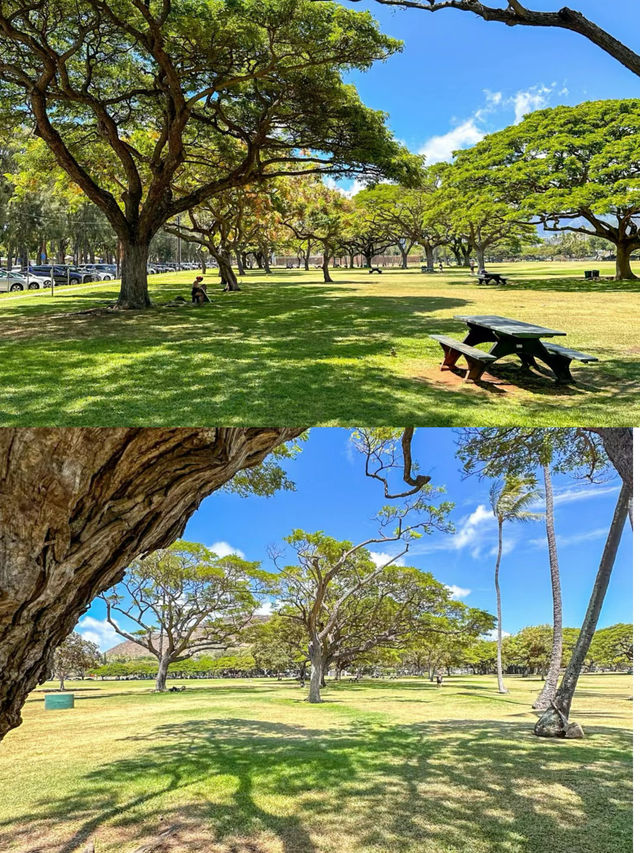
[0, 673, 632, 853]
[0, 262, 638, 426]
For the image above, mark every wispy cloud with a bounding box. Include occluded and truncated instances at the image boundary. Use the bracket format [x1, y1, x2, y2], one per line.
[531, 484, 619, 511]
[529, 527, 610, 550]
[418, 83, 566, 164]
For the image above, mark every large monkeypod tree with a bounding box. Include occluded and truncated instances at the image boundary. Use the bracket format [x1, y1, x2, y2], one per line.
[0, 427, 302, 740]
[451, 100, 640, 280]
[0, 0, 416, 308]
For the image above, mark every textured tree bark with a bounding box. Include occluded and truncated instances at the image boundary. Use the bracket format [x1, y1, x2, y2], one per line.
[476, 245, 486, 270]
[0, 427, 302, 740]
[155, 654, 171, 692]
[586, 428, 633, 491]
[118, 240, 152, 309]
[534, 481, 631, 737]
[322, 251, 333, 283]
[615, 242, 638, 281]
[533, 465, 563, 709]
[308, 642, 324, 703]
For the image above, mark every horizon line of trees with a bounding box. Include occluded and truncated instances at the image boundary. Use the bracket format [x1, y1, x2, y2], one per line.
[2, 97, 638, 291]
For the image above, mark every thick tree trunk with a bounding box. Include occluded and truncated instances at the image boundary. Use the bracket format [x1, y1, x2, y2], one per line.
[533, 465, 563, 709]
[118, 240, 151, 309]
[322, 251, 333, 283]
[476, 245, 486, 270]
[235, 251, 245, 276]
[586, 428, 633, 492]
[349, 252, 355, 269]
[304, 244, 311, 271]
[495, 519, 508, 694]
[308, 643, 323, 703]
[615, 242, 638, 281]
[422, 243, 434, 272]
[262, 248, 272, 274]
[155, 655, 171, 691]
[399, 244, 408, 269]
[364, 250, 373, 269]
[534, 481, 631, 737]
[0, 427, 302, 740]
[220, 253, 240, 291]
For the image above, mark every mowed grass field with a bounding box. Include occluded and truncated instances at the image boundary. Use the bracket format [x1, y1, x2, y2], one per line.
[0, 673, 632, 853]
[0, 261, 638, 426]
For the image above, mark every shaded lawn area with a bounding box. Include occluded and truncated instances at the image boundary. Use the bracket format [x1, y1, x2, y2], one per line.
[0, 263, 638, 425]
[0, 674, 632, 853]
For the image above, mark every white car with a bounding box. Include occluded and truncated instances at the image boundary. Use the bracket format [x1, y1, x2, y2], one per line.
[0, 269, 52, 292]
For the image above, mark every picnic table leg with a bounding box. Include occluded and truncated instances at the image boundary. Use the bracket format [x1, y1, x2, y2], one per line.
[463, 357, 489, 383]
[524, 340, 575, 384]
[438, 342, 462, 370]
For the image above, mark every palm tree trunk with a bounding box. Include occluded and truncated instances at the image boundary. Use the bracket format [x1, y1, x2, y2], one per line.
[534, 481, 631, 737]
[495, 518, 508, 694]
[533, 465, 563, 709]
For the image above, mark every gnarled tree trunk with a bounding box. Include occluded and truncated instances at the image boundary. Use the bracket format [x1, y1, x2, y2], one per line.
[0, 427, 302, 740]
[308, 641, 324, 703]
[155, 654, 172, 692]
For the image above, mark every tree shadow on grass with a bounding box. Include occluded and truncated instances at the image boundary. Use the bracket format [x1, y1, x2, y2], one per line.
[1, 716, 631, 853]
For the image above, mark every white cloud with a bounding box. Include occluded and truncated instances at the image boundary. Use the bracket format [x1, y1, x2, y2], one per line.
[325, 177, 367, 199]
[419, 118, 485, 165]
[446, 584, 471, 600]
[418, 83, 567, 164]
[208, 541, 246, 559]
[369, 550, 406, 568]
[531, 484, 619, 510]
[77, 616, 120, 651]
[484, 628, 511, 642]
[529, 527, 610, 550]
[511, 84, 554, 123]
[256, 600, 276, 616]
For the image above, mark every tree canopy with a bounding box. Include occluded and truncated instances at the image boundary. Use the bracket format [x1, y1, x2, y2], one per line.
[0, 0, 418, 306]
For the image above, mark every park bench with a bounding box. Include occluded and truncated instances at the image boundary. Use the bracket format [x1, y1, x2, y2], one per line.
[540, 342, 598, 383]
[430, 334, 497, 383]
[477, 272, 508, 285]
[369, 267, 382, 274]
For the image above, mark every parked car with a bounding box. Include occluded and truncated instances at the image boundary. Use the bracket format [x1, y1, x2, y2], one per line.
[0, 269, 52, 291]
[29, 264, 96, 284]
[83, 263, 117, 280]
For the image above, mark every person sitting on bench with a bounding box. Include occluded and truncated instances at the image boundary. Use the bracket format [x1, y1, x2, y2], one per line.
[191, 276, 211, 304]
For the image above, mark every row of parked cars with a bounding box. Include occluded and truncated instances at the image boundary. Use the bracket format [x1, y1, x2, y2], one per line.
[0, 261, 202, 292]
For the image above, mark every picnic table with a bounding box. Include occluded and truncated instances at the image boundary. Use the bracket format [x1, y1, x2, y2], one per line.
[452, 314, 597, 383]
[477, 271, 508, 285]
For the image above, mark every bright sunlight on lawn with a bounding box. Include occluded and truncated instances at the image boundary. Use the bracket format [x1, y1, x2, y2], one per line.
[1, 673, 631, 853]
[0, 262, 638, 426]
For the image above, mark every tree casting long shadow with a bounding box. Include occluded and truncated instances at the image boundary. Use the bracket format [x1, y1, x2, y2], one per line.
[0, 716, 631, 853]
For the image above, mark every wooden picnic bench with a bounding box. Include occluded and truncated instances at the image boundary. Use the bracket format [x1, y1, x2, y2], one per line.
[477, 272, 508, 285]
[430, 335, 497, 382]
[454, 315, 598, 383]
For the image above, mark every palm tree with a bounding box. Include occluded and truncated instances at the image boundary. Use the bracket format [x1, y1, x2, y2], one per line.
[490, 475, 542, 694]
[532, 464, 562, 710]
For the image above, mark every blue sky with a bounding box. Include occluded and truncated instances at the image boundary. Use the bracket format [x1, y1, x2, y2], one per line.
[79, 428, 633, 650]
[332, 0, 640, 191]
